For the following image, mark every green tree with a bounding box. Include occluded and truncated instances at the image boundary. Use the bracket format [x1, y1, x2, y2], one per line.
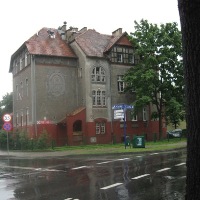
[165, 97, 185, 129]
[178, 0, 200, 199]
[124, 19, 184, 139]
[0, 92, 13, 129]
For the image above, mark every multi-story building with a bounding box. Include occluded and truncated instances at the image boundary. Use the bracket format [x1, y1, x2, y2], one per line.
[9, 22, 164, 146]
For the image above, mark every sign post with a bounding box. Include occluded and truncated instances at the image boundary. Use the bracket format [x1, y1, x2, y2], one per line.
[2, 114, 12, 156]
[112, 104, 134, 149]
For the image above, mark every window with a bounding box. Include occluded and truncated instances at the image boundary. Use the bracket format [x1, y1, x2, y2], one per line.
[91, 66, 105, 82]
[20, 58, 22, 71]
[143, 107, 147, 121]
[92, 90, 106, 107]
[96, 122, 106, 134]
[25, 53, 28, 67]
[117, 75, 125, 92]
[20, 81, 23, 99]
[117, 53, 123, 62]
[132, 113, 138, 121]
[128, 54, 134, 64]
[25, 78, 28, 96]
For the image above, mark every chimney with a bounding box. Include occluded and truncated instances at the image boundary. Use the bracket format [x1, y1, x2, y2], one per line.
[112, 28, 122, 37]
[61, 21, 67, 32]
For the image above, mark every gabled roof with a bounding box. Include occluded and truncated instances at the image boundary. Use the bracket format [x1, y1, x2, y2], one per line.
[74, 29, 133, 58]
[25, 27, 76, 58]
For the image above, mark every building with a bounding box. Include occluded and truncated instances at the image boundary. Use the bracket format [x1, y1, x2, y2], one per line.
[9, 22, 164, 146]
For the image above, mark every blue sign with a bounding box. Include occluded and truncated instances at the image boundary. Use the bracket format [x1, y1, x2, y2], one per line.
[112, 104, 134, 110]
[3, 122, 12, 131]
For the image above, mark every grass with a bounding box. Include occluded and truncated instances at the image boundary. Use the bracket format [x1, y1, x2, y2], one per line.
[48, 138, 187, 155]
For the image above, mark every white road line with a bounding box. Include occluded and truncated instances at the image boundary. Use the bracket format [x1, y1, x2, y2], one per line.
[150, 153, 159, 155]
[117, 158, 130, 161]
[175, 163, 186, 166]
[97, 158, 129, 165]
[71, 166, 87, 170]
[64, 198, 72, 200]
[156, 168, 171, 172]
[97, 161, 113, 165]
[136, 156, 142, 158]
[100, 183, 123, 190]
[132, 174, 150, 180]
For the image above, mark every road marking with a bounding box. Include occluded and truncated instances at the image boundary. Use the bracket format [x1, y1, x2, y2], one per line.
[100, 183, 123, 190]
[175, 163, 186, 166]
[117, 158, 130, 161]
[132, 174, 150, 180]
[97, 161, 113, 165]
[71, 166, 87, 170]
[97, 158, 130, 165]
[136, 156, 142, 158]
[156, 168, 171, 172]
[64, 198, 79, 200]
[150, 153, 159, 155]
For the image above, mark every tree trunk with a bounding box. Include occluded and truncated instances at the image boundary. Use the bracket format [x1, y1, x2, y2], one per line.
[178, 0, 200, 199]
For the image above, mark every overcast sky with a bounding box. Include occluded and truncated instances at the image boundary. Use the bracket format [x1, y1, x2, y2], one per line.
[0, 0, 180, 100]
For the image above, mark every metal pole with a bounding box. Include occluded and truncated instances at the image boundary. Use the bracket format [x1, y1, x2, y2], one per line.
[7, 131, 9, 156]
[123, 108, 126, 149]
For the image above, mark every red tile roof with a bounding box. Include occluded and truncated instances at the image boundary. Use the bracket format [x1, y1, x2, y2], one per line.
[75, 29, 133, 57]
[26, 27, 76, 58]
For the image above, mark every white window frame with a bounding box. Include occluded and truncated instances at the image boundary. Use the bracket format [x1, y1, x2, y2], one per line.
[117, 75, 125, 92]
[132, 113, 138, 121]
[91, 66, 106, 82]
[96, 122, 106, 134]
[26, 108, 29, 126]
[117, 53, 123, 62]
[25, 78, 28, 96]
[92, 90, 106, 107]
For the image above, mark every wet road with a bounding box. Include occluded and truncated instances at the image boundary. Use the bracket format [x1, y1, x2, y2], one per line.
[0, 149, 186, 200]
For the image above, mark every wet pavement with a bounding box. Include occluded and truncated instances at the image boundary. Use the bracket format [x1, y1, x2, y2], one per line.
[0, 149, 186, 200]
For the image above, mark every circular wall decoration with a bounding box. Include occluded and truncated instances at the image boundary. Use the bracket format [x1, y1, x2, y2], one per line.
[48, 72, 65, 96]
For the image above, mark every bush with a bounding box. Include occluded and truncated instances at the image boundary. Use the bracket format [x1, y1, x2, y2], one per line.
[35, 130, 51, 149]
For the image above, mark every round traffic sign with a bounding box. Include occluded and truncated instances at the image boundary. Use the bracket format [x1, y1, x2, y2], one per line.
[3, 122, 12, 131]
[3, 114, 12, 122]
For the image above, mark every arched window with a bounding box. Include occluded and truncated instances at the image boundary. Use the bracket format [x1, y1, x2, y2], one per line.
[73, 120, 82, 132]
[91, 66, 106, 82]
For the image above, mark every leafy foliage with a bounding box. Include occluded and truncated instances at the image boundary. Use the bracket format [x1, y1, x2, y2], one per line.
[124, 19, 184, 138]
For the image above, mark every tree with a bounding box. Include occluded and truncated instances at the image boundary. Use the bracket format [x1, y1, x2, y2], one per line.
[178, 1, 200, 199]
[165, 97, 185, 129]
[124, 19, 184, 139]
[0, 92, 13, 129]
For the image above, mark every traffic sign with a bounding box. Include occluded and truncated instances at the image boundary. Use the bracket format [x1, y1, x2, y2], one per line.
[3, 114, 12, 122]
[112, 104, 134, 110]
[3, 122, 12, 131]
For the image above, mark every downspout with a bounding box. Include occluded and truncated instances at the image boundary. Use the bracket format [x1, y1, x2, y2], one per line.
[31, 55, 37, 137]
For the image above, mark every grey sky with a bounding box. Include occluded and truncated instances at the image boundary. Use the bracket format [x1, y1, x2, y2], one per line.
[0, 0, 180, 100]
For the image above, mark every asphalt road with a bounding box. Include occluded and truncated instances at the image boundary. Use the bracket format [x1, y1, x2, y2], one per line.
[0, 149, 186, 200]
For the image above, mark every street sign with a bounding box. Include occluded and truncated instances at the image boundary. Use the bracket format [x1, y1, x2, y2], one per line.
[112, 104, 134, 110]
[3, 122, 12, 131]
[3, 114, 12, 122]
[114, 109, 124, 119]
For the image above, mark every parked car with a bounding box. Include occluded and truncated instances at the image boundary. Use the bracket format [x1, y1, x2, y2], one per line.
[167, 129, 182, 138]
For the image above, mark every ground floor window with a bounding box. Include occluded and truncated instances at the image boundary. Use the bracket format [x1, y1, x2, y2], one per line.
[96, 122, 106, 134]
